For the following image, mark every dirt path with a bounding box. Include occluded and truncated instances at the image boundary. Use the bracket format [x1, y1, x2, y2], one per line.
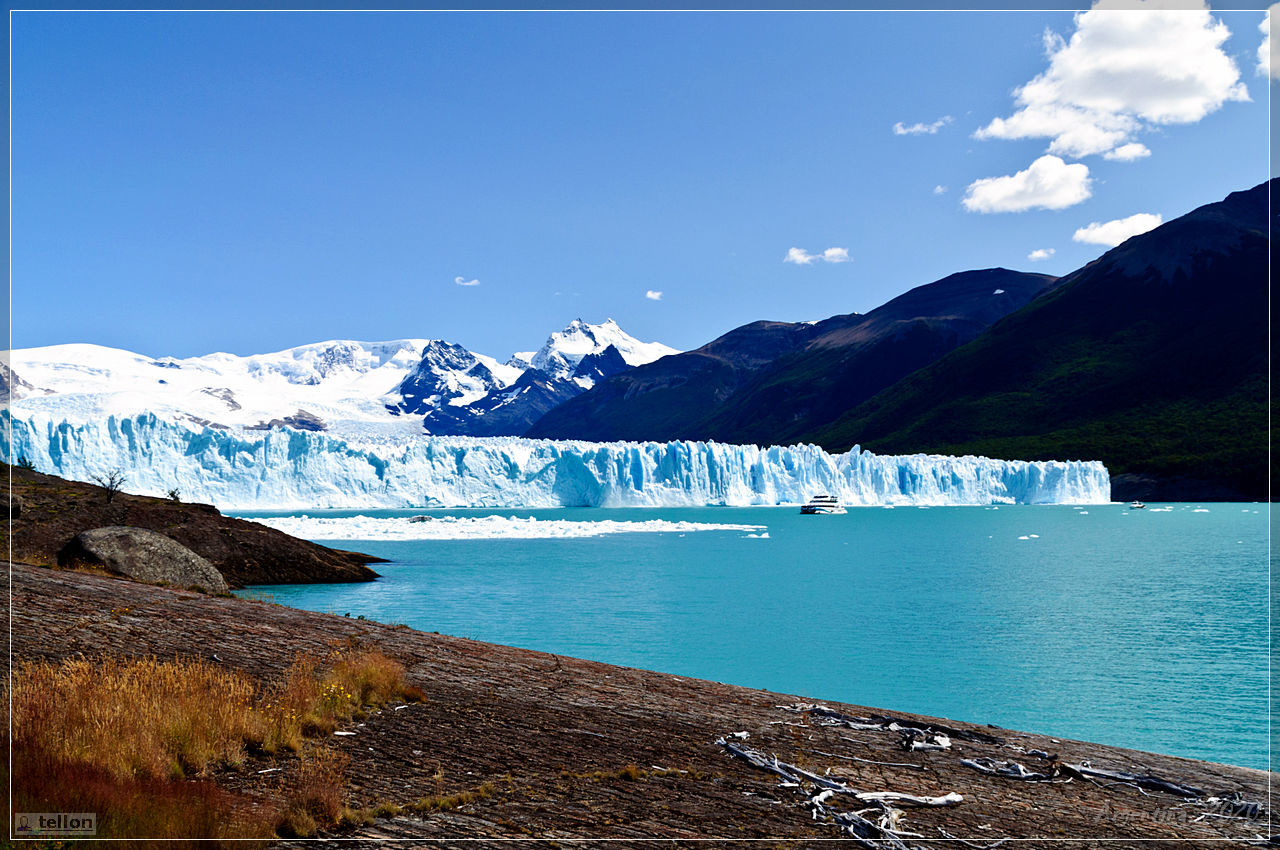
[8, 563, 1271, 846]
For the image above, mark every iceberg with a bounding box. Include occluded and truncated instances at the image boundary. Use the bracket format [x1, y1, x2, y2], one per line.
[2, 411, 1111, 510]
[255, 514, 769, 541]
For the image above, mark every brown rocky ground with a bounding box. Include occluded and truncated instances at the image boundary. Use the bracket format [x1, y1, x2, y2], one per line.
[3, 465, 381, 586]
[8, 562, 1272, 847]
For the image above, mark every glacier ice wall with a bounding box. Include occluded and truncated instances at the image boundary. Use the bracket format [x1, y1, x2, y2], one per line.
[3, 411, 1110, 509]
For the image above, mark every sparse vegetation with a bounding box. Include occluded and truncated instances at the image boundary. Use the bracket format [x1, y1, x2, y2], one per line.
[16, 455, 36, 470]
[259, 645, 424, 753]
[558, 764, 707, 783]
[167, 487, 182, 501]
[410, 782, 497, 813]
[90, 468, 127, 503]
[275, 747, 350, 838]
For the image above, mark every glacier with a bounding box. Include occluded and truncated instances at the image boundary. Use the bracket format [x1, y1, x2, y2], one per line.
[3, 411, 1111, 510]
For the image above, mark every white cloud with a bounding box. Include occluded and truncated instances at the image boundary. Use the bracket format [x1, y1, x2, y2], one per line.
[1028, 248, 1056, 261]
[645, 290, 663, 301]
[1102, 142, 1151, 161]
[975, 1, 1249, 160]
[1260, 6, 1277, 79]
[893, 116, 953, 136]
[933, 185, 948, 195]
[962, 155, 1093, 213]
[454, 276, 480, 287]
[1072, 212, 1163, 246]
[785, 246, 850, 265]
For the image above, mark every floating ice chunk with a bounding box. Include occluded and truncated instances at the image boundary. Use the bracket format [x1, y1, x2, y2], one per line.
[1018, 535, 1031, 540]
[254, 513, 767, 541]
[1078, 511, 1088, 515]
[1192, 508, 1209, 513]
[1029, 534, 1040, 538]
[744, 532, 770, 539]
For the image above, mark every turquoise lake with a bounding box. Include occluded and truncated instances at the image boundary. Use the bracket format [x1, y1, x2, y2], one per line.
[236, 503, 1270, 770]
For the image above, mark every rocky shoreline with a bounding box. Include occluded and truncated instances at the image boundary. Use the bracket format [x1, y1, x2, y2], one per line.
[4, 465, 382, 587]
[8, 561, 1271, 846]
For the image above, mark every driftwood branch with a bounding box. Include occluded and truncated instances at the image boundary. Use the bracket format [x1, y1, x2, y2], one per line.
[961, 757, 1057, 783]
[1059, 762, 1202, 798]
[811, 749, 927, 771]
[716, 735, 962, 850]
[781, 703, 1003, 745]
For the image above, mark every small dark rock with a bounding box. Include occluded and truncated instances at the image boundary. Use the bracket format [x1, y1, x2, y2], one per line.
[58, 526, 229, 594]
[3, 492, 22, 519]
[247, 409, 327, 432]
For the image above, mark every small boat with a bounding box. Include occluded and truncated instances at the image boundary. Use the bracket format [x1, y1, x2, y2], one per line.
[1129, 501, 1146, 509]
[801, 495, 846, 515]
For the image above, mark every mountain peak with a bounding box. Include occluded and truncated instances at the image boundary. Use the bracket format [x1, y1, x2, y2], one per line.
[529, 319, 677, 377]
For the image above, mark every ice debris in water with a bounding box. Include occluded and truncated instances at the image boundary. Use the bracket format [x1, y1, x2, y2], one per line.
[254, 514, 767, 541]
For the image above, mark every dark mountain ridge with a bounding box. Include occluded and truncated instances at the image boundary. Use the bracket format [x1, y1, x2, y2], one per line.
[806, 180, 1272, 500]
[524, 319, 844, 442]
[527, 268, 1056, 444]
[694, 268, 1059, 446]
[528, 180, 1269, 500]
[424, 344, 635, 437]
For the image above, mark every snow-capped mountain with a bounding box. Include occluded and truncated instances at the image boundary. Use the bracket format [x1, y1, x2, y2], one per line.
[418, 319, 678, 436]
[9, 319, 677, 439]
[388, 340, 522, 416]
[529, 318, 676, 378]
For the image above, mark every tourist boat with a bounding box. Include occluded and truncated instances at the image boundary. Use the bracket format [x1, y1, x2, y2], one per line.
[1129, 501, 1146, 509]
[800, 495, 846, 515]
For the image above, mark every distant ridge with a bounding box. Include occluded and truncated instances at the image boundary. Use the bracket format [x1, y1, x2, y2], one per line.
[808, 180, 1272, 501]
[528, 180, 1270, 500]
[526, 269, 1057, 444]
[11, 318, 677, 440]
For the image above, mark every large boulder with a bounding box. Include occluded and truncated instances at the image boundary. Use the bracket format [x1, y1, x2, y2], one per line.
[58, 526, 229, 594]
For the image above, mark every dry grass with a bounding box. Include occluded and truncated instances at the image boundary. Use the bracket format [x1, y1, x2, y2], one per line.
[10, 646, 422, 841]
[259, 645, 423, 752]
[560, 764, 709, 783]
[410, 782, 498, 813]
[13, 655, 256, 781]
[338, 799, 405, 828]
[275, 747, 350, 838]
[8, 657, 270, 842]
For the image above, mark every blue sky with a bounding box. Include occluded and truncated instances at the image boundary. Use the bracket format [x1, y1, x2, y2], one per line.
[11, 6, 1274, 359]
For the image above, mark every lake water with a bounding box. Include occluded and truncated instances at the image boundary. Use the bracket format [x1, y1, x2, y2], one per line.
[236, 503, 1269, 770]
